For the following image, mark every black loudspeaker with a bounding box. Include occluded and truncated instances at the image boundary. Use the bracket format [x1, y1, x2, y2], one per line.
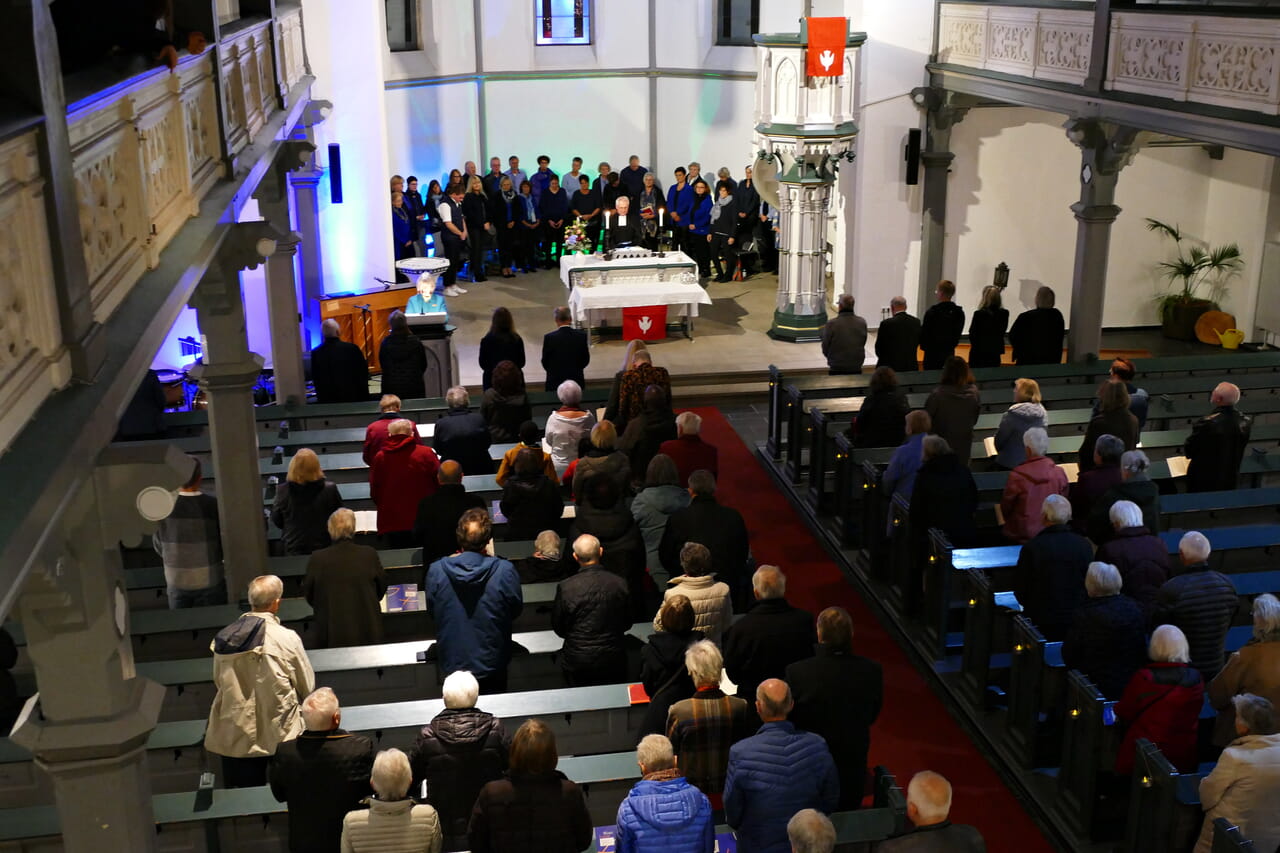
[328, 143, 343, 203]
[904, 128, 921, 186]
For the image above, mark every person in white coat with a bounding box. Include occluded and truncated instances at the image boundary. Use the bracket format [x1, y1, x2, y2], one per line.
[204, 575, 315, 788]
[1196, 694, 1280, 853]
[654, 542, 732, 643]
[341, 748, 443, 853]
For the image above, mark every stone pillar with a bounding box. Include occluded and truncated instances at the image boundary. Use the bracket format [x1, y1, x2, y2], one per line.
[913, 89, 973, 312]
[265, 235, 307, 406]
[0, 0, 104, 380]
[288, 101, 332, 349]
[1064, 119, 1143, 362]
[11, 444, 192, 853]
[189, 224, 282, 599]
[771, 163, 839, 341]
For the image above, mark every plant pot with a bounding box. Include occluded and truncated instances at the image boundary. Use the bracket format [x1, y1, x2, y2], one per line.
[1161, 299, 1215, 341]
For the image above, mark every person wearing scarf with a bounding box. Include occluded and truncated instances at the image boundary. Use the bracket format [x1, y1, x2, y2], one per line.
[638, 172, 665, 250]
[515, 180, 540, 274]
[708, 184, 739, 283]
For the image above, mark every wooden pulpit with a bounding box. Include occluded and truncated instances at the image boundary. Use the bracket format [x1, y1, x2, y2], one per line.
[318, 285, 416, 373]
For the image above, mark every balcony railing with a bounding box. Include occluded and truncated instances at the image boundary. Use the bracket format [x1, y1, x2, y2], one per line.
[938, 4, 1097, 85]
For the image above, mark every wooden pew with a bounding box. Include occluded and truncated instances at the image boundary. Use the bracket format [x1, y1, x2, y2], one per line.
[1125, 738, 1207, 853]
[1212, 818, 1256, 852]
[1055, 670, 1116, 840]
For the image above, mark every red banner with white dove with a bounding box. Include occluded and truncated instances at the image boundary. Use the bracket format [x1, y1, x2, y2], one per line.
[806, 17, 847, 77]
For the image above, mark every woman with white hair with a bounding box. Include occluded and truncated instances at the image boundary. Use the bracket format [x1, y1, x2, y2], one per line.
[1062, 562, 1147, 700]
[1195, 694, 1280, 853]
[1114, 624, 1205, 775]
[1088, 448, 1161, 544]
[340, 748, 442, 852]
[999, 427, 1069, 544]
[1094, 499, 1170, 619]
[544, 380, 596, 476]
[302, 509, 388, 649]
[1208, 594, 1280, 747]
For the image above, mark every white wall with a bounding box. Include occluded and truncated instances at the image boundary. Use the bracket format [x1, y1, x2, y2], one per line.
[304, 0, 395, 292]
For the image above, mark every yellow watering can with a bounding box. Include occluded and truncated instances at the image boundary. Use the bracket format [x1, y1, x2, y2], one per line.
[1216, 328, 1245, 349]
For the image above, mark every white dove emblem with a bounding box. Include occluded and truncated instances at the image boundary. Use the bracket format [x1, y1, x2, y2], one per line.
[819, 49, 836, 71]
[638, 316, 653, 333]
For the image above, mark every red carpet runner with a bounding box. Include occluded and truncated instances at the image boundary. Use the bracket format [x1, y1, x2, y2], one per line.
[691, 407, 1055, 852]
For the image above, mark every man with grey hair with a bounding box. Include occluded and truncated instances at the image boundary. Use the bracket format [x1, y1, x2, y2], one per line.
[302, 508, 389, 649]
[205, 575, 315, 788]
[1063, 562, 1147, 699]
[552, 533, 632, 686]
[409, 670, 509, 848]
[788, 809, 836, 853]
[1088, 447, 1161, 544]
[616, 734, 715, 852]
[1185, 380, 1253, 492]
[724, 679, 839, 853]
[659, 469, 749, 606]
[1154, 531, 1239, 678]
[1210, 595, 1280, 746]
[1095, 499, 1170, 619]
[666, 639, 751, 797]
[311, 316, 369, 403]
[540, 304, 590, 392]
[878, 770, 986, 851]
[433, 385, 494, 475]
[659, 411, 719, 487]
[1012, 494, 1092, 641]
[517, 530, 572, 584]
[723, 567, 817, 726]
[1000, 426, 1068, 544]
[1196, 694, 1280, 853]
[820, 293, 868, 376]
[875, 295, 921, 373]
[269, 687, 374, 853]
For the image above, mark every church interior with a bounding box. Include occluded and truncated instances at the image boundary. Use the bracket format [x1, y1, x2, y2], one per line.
[3, 0, 1280, 850]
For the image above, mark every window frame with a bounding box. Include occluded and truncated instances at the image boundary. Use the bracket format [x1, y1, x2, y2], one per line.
[534, 0, 593, 47]
[715, 0, 760, 47]
[386, 0, 421, 53]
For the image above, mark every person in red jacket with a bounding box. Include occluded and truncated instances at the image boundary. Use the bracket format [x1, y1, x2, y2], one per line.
[362, 394, 419, 466]
[657, 412, 719, 488]
[370, 418, 440, 547]
[1115, 624, 1206, 775]
[1000, 427, 1069, 544]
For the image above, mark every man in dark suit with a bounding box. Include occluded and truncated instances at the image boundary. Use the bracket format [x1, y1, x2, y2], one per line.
[1008, 285, 1066, 365]
[919, 280, 965, 370]
[875, 296, 922, 373]
[658, 469, 750, 608]
[541, 306, 590, 392]
[785, 606, 883, 810]
[413, 461, 486, 565]
[605, 196, 644, 248]
[1184, 381, 1253, 493]
[311, 319, 369, 403]
[721, 566, 816, 724]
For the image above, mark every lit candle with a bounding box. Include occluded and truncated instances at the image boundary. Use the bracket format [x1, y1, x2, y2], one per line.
[659, 208, 664, 227]
[604, 211, 611, 229]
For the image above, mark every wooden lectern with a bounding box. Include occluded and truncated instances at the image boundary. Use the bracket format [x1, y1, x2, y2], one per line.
[318, 286, 416, 373]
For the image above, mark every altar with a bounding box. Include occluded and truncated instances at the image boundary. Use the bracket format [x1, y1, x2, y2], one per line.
[558, 250, 711, 340]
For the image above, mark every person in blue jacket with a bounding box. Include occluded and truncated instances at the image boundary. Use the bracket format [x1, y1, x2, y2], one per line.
[539, 176, 571, 268]
[687, 181, 713, 279]
[724, 679, 839, 853]
[424, 508, 523, 694]
[616, 734, 715, 853]
[391, 190, 414, 263]
[666, 167, 694, 254]
[405, 273, 447, 312]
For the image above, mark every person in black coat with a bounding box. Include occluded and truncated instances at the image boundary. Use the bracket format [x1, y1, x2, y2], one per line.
[311, 319, 370, 404]
[1078, 382, 1140, 473]
[966, 285, 1009, 368]
[302, 510, 388, 649]
[541, 307, 590, 392]
[1008, 286, 1065, 365]
[1012, 495, 1093, 641]
[433, 387, 494, 475]
[461, 177, 491, 283]
[708, 184, 740, 282]
[722, 565, 817, 725]
[1088, 450, 1161, 544]
[616, 384, 677, 480]
[853, 366, 909, 448]
[481, 360, 533, 443]
[478, 307, 526, 391]
[499, 447, 565, 541]
[1153, 533, 1239, 679]
[270, 449, 345, 556]
[639, 595, 705, 736]
[379, 311, 427, 401]
[875, 297, 921, 373]
[1184, 382, 1253, 493]
[1062, 562, 1148, 700]
[786, 606, 883, 810]
[0, 629, 21, 735]
[268, 687, 375, 853]
[409, 670, 509, 851]
[413, 461, 486, 566]
[551, 533, 634, 686]
[605, 194, 644, 248]
[568, 473, 647, 613]
[918, 280, 965, 370]
[658, 469, 751, 611]
[1095, 500, 1171, 621]
[908, 436, 977, 547]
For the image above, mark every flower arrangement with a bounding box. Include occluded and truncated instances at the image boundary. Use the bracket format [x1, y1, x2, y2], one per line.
[563, 218, 591, 256]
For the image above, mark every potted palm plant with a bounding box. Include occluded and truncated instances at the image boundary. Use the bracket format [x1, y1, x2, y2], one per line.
[1146, 218, 1243, 341]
